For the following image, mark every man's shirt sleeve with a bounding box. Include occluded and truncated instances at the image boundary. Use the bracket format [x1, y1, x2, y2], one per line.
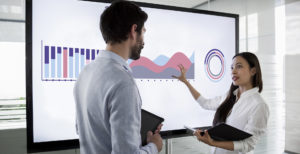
[108, 82, 158, 154]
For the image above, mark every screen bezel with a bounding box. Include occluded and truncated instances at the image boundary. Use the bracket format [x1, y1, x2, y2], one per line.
[26, 0, 239, 152]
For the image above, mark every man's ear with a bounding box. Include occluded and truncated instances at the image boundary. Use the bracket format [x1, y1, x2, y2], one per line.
[129, 24, 138, 40]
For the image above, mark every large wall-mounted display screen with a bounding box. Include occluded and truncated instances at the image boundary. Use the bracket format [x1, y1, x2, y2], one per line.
[26, 0, 238, 151]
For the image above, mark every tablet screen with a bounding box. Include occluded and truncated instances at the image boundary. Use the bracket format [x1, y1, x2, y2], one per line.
[141, 109, 164, 145]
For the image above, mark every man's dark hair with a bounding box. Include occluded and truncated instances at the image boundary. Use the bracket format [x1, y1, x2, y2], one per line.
[100, 1, 148, 44]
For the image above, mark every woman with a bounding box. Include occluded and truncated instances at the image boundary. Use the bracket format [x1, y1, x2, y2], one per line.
[172, 52, 269, 154]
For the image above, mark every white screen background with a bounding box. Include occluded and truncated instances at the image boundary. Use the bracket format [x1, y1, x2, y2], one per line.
[32, 0, 236, 142]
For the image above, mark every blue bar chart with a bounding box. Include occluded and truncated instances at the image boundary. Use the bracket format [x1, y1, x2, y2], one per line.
[75, 48, 79, 78]
[41, 42, 101, 81]
[57, 47, 62, 78]
[44, 46, 49, 78]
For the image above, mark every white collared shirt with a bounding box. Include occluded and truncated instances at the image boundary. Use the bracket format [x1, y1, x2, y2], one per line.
[197, 87, 269, 154]
[74, 50, 158, 154]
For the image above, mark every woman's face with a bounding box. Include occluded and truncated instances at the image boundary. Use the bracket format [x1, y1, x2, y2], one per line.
[231, 56, 256, 87]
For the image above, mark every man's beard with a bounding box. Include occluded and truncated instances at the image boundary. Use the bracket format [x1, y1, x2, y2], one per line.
[129, 36, 144, 60]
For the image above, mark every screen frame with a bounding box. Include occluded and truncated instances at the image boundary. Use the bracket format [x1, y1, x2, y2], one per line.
[26, 0, 239, 152]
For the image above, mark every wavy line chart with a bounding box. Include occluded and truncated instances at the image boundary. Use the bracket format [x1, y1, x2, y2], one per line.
[129, 52, 194, 79]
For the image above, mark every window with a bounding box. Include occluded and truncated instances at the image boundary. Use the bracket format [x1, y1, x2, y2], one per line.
[0, 0, 26, 130]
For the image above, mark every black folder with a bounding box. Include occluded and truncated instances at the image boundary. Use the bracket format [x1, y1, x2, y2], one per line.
[141, 109, 164, 146]
[203, 123, 252, 141]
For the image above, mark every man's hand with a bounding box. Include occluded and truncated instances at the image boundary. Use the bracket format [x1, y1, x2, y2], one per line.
[147, 131, 163, 152]
[155, 124, 163, 134]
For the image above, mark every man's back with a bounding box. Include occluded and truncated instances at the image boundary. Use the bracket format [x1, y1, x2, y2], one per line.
[74, 51, 158, 154]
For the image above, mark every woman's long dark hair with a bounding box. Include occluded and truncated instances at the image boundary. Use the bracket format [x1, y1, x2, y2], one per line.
[212, 52, 263, 126]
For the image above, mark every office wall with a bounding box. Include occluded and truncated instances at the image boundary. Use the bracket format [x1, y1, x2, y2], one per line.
[285, 55, 300, 153]
[285, 0, 300, 153]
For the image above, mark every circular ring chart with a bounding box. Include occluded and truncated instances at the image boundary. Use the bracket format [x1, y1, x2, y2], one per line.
[204, 49, 225, 82]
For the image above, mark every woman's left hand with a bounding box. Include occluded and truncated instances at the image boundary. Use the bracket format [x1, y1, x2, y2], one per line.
[194, 129, 215, 146]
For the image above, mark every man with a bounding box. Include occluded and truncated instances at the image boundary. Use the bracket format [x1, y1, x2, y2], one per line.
[74, 1, 163, 154]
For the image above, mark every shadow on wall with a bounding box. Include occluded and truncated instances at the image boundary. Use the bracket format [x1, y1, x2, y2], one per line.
[285, 54, 300, 154]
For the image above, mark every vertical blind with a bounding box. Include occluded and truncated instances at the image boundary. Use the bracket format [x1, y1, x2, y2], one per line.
[0, 99, 26, 129]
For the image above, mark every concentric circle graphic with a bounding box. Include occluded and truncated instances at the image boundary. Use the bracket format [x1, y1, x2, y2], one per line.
[204, 49, 225, 82]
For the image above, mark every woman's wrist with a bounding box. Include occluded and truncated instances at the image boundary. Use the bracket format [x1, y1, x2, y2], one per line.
[183, 79, 189, 84]
[209, 140, 216, 147]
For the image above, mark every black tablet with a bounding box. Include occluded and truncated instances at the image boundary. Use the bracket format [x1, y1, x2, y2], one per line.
[141, 109, 164, 146]
[207, 123, 252, 141]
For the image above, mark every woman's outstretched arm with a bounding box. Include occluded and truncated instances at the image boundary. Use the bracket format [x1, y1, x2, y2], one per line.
[172, 64, 200, 100]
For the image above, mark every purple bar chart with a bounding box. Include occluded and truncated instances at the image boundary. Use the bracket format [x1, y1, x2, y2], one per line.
[41, 42, 100, 81]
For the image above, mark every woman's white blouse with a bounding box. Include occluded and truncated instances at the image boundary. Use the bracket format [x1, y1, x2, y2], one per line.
[196, 87, 269, 154]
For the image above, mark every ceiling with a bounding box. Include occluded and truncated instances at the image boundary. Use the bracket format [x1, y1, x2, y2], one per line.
[0, 0, 209, 21]
[129, 0, 209, 8]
